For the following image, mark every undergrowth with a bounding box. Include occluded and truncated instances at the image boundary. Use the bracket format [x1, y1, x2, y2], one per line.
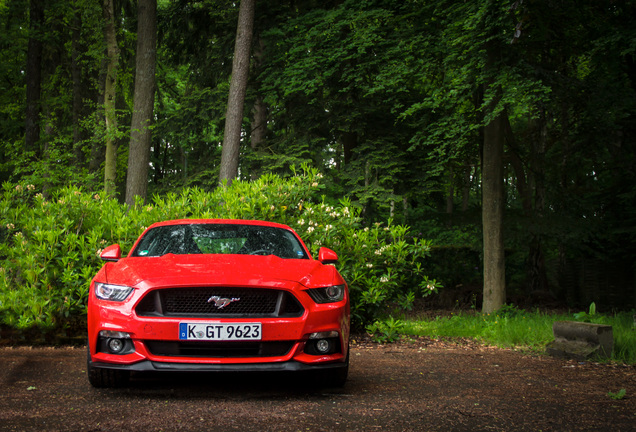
[400, 307, 636, 364]
[0, 165, 439, 332]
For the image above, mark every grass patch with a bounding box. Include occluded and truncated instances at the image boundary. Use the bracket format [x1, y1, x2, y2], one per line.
[403, 308, 636, 364]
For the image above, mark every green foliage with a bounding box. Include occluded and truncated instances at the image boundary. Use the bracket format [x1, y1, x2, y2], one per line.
[607, 389, 627, 401]
[0, 167, 438, 331]
[295, 206, 442, 326]
[366, 317, 405, 344]
[1, 0, 636, 315]
[573, 302, 598, 323]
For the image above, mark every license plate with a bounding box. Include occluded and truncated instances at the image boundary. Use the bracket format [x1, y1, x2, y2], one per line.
[179, 322, 262, 341]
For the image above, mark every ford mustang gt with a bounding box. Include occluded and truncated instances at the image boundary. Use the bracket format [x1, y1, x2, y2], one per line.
[87, 219, 350, 388]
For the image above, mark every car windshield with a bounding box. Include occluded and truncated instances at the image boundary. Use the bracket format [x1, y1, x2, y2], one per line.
[131, 223, 309, 259]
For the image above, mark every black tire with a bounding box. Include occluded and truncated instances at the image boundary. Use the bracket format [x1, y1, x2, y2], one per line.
[86, 344, 130, 388]
[318, 348, 349, 388]
[326, 363, 349, 387]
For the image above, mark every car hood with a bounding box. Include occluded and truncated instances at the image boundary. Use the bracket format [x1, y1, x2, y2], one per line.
[98, 254, 339, 289]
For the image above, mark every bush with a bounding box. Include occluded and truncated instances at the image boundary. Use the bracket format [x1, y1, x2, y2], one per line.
[0, 166, 439, 332]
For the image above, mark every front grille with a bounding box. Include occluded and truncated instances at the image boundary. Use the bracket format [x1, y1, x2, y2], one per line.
[136, 287, 304, 318]
[144, 340, 294, 358]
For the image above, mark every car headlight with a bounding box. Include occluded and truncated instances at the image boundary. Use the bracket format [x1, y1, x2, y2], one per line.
[94, 282, 133, 301]
[307, 284, 346, 303]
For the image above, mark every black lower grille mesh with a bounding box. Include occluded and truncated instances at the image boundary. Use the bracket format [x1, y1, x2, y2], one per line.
[136, 287, 303, 318]
[144, 340, 294, 358]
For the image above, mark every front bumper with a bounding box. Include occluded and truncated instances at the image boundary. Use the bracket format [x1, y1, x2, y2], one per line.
[88, 358, 348, 373]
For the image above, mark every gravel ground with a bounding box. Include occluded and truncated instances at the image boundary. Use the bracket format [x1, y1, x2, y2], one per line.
[0, 337, 634, 431]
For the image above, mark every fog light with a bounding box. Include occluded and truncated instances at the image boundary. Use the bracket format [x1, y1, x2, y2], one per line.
[108, 338, 125, 354]
[316, 339, 331, 353]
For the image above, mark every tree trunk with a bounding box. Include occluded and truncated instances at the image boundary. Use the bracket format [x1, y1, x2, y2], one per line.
[219, 0, 255, 185]
[71, 6, 84, 165]
[482, 100, 507, 313]
[250, 96, 267, 151]
[342, 131, 357, 165]
[25, 0, 45, 155]
[125, 0, 157, 206]
[528, 109, 548, 293]
[482, 40, 507, 313]
[461, 165, 472, 212]
[250, 37, 266, 153]
[103, 0, 119, 198]
[506, 110, 549, 294]
[446, 165, 454, 216]
[89, 58, 107, 174]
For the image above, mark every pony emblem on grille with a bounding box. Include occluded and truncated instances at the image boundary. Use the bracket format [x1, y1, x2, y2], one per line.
[207, 295, 240, 309]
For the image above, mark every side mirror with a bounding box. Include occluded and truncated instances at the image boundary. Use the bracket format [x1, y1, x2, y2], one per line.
[100, 244, 122, 262]
[318, 247, 338, 264]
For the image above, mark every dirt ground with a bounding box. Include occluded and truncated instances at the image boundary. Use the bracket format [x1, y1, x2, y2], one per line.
[0, 337, 634, 432]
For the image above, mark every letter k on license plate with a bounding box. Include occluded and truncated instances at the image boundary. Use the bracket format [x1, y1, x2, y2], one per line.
[179, 322, 262, 341]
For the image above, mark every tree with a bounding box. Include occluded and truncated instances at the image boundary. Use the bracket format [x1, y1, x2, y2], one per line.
[219, 0, 255, 184]
[125, 0, 157, 206]
[481, 48, 506, 313]
[102, 0, 119, 197]
[24, 0, 45, 155]
[1, 0, 635, 310]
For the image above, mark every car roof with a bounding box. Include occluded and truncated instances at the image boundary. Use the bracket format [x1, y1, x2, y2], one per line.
[146, 219, 294, 231]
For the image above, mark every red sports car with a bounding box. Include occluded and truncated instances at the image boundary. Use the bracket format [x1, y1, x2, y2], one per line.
[87, 219, 350, 388]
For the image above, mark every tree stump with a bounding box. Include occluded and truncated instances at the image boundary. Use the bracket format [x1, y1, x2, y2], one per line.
[546, 321, 613, 361]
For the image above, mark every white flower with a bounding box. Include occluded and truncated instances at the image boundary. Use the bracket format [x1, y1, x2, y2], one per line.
[366, 263, 373, 268]
[307, 226, 315, 233]
[380, 276, 389, 283]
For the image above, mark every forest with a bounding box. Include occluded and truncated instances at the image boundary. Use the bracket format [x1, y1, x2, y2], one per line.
[1, 0, 635, 332]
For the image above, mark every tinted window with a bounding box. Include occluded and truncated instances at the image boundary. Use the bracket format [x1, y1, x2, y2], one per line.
[131, 224, 308, 259]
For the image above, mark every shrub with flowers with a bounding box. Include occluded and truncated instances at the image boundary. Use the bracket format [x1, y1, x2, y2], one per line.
[0, 165, 439, 333]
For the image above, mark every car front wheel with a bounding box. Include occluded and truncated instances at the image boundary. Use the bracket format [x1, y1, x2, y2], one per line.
[86, 344, 130, 388]
[318, 348, 349, 388]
